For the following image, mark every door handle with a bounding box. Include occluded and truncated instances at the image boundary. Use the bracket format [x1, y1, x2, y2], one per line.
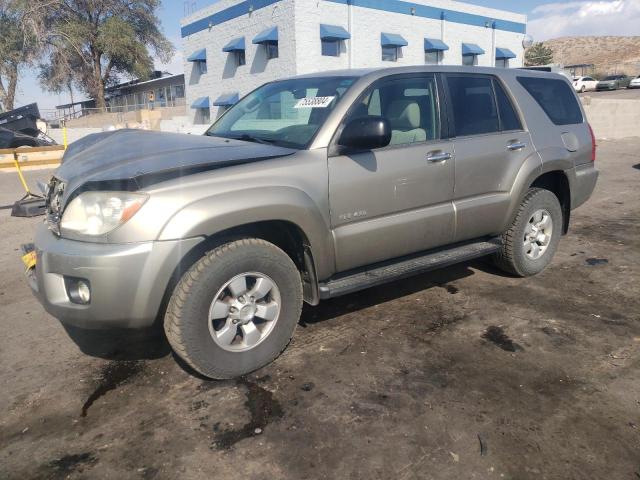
[426, 152, 452, 163]
[507, 142, 527, 151]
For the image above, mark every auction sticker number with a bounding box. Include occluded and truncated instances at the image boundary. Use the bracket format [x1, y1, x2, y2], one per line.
[294, 96, 335, 108]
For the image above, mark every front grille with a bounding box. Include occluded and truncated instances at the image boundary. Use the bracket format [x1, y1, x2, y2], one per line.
[45, 177, 65, 235]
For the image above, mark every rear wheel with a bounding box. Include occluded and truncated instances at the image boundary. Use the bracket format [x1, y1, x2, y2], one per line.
[164, 238, 303, 379]
[493, 188, 563, 277]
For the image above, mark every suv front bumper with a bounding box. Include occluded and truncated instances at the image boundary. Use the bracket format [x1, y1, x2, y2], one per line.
[28, 223, 203, 329]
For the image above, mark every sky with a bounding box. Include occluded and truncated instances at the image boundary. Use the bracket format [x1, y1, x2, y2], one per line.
[13, 0, 640, 111]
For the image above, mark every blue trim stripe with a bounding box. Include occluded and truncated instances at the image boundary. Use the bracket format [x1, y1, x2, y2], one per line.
[324, 0, 526, 34]
[182, 0, 282, 37]
[182, 0, 525, 38]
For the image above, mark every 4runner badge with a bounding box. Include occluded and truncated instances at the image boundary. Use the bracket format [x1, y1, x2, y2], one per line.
[339, 210, 367, 221]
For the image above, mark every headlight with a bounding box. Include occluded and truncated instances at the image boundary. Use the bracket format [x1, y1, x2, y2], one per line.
[60, 191, 148, 236]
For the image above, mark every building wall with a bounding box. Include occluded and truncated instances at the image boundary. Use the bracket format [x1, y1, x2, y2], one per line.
[294, 0, 525, 71]
[182, 0, 297, 122]
[182, 0, 527, 123]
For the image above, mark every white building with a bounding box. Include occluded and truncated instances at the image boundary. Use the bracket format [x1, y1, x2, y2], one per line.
[181, 0, 528, 123]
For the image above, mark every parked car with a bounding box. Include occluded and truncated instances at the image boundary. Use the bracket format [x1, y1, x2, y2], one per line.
[596, 74, 632, 91]
[628, 76, 640, 89]
[573, 76, 598, 93]
[25, 67, 598, 379]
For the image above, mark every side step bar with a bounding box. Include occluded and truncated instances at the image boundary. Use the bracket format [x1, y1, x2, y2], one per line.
[318, 237, 502, 299]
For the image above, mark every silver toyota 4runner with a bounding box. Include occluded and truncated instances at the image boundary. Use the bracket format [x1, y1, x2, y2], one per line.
[26, 66, 598, 378]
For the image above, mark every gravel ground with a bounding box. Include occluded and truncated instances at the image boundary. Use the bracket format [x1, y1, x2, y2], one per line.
[0, 139, 639, 480]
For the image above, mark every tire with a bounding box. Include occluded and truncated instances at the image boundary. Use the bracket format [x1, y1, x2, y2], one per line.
[580, 86, 586, 93]
[493, 188, 563, 277]
[164, 238, 303, 379]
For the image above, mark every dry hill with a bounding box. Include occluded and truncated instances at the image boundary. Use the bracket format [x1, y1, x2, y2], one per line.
[541, 36, 640, 76]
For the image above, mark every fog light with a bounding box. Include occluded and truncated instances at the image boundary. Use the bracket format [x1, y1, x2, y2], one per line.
[67, 279, 91, 304]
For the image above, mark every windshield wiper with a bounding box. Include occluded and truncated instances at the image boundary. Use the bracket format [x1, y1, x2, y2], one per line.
[231, 133, 277, 145]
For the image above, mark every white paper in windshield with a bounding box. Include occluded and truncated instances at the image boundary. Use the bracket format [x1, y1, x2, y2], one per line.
[294, 96, 335, 108]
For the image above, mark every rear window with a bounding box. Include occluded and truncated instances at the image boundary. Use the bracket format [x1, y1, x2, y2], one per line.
[517, 77, 583, 126]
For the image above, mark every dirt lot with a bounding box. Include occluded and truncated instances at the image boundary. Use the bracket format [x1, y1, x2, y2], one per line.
[1, 139, 639, 480]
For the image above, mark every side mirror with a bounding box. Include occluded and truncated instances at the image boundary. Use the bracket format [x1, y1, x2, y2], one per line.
[338, 116, 391, 151]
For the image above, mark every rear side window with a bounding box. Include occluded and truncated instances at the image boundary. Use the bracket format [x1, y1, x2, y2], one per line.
[494, 81, 522, 131]
[517, 77, 583, 125]
[446, 75, 499, 136]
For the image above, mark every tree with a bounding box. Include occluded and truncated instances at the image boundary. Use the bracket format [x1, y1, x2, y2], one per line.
[0, 1, 36, 112]
[525, 42, 554, 67]
[37, 0, 174, 109]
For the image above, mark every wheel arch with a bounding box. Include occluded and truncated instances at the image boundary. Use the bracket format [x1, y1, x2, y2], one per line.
[529, 170, 571, 234]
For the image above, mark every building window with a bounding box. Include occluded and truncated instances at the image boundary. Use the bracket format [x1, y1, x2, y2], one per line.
[382, 46, 398, 62]
[425, 51, 441, 65]
[462, 54, 477, 66]
[266, 42, 278, 59]
[496, 58, 509, 68]
[199, 108, 210, 124]
[321, 39, 340, 57]
[236, 50, 246, 66]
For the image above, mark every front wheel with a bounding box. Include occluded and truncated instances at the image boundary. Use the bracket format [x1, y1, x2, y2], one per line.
[493, 188, 563, 277]
[164, 238, 303, 379]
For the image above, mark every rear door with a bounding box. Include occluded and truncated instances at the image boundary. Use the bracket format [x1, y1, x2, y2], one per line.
[442, 73, 534, 242]
[328, 74, 455, 272]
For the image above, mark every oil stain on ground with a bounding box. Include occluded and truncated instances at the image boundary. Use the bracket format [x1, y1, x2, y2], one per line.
[482, 326, 523, 352]
[81, 360, 144, 417]
[213, 377, 284, 449]
[47, 452, 97, 478]
[586, 258, 609, 266]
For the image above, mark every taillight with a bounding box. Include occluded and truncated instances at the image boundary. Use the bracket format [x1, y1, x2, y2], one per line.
[588, 123, 596, 162]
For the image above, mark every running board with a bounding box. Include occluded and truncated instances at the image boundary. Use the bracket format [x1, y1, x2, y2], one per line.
[318, 238, 502, 299]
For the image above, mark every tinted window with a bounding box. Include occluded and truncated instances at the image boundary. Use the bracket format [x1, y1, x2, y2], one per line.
[517, 77, 583, 125]
[446, 75, 499, 136]
[494, 80, 522, 131]
[348, 75, 440, 145]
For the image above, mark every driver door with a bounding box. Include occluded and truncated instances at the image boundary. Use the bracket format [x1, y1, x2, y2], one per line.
[328, 74, 455, 272]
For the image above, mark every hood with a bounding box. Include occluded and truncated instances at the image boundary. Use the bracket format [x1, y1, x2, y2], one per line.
[55, 129, 296, 199]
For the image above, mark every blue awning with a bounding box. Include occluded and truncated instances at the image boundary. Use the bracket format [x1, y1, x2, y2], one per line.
[462, 43, 485, 56]
[191, 96, 210, 109]
[213, 92, 239, 106]
[252, 27, 278, 44]
[187, 49, 207, 62]
[495, 47, 516, 59]
[381, 32, 408, 47]
[424, 38, 449, 52]
[222, 37, 245, 52]
[320, 24, 351, 41]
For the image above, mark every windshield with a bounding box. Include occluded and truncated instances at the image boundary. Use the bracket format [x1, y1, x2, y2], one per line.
[206, 76, 357, 149]
[603, 76, 618, 80]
